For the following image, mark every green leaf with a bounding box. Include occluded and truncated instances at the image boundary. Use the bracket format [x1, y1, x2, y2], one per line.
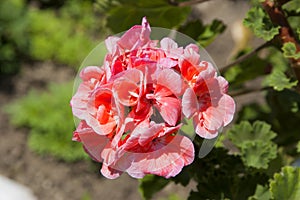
[283, 0, 300, 13]
[243, 6, 279, 41]
[268, 47, 289, 72]
[263, 70, 298, 91]
[270, 166, 300, 200]
[139, 175, 170, 200]
[227, 121, 278, 169]
[178, 20, 204, 41]
[282, 42, 300, 59]
[248, 185, 271, 200]
[241, 141, 277, 169]
[228, 121, 276, 147]
[103, 0, 190, 33]
[297, 141, 300, 153]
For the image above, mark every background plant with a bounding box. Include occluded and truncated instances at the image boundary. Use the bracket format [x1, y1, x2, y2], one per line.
[5, 82, 88, 162]
[0, 0, 29, 75]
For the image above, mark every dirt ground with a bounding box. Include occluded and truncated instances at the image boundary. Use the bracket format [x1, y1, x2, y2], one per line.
[0, 1, 257, 199]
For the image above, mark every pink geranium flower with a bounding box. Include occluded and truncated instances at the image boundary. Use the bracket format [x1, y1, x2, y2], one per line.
[182, 61, 235, 138]
[71, 17, 235, 179]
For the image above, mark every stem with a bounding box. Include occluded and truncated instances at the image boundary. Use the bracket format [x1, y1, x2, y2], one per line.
[229, 87, 269, 97]
[220, 42, 271, 74]
[168, 0, 212, 7]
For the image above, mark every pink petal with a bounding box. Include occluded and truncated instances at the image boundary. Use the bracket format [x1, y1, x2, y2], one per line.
[113, 80, 140, 106]
[193, 115, 219, 139]
[217, 76, 229, 93]
[158, 57, 178, 69]
[217, 94, 236, 126]
[113, 69, 144, 106]
[85, 88, 117, 135]
[160, 37, 183, 59]
[182, 88, 198, 118]
[74, 121, 109, 162]
[160, 37, 178, 50]
[198, 61, 217, 80]
[117, 17, 151, 50]
[157, 69, 183, 96]
[105, 36, 120, 55]
[184, 44, 200, 65]
[156, 97, 181, 126]
[202, 106, 224, 131]
[80, 66, 105, 82]
[126, 134, 195, 178]
[100, 163, 123, 179]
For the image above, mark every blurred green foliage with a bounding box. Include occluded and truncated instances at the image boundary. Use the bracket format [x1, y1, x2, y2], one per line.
[0, 0, 29, 75]
[5, 82, 88, 162]
[0, 0, 107, 75]
[28, 0, 107, 68]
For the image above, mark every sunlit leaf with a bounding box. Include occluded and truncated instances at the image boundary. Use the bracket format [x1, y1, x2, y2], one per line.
[248, 185, 271, 200]
[241, 141, 277, 169]
[283, 0, 300, 13]
[227, 121, 276, 146]
[282, 42, 300, 59]
[243, 6, 279, 41]
[270, 166, 300, 200]
[227, 121, 277, 169]
[263, 70, 298, 91]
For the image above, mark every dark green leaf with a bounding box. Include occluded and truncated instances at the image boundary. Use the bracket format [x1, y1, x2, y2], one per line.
[224, 50, 268, 86]
[270, 166, 300, 200]
[188, 148, 269, 200]
[139, 174, 170, 200]
[104, 0, 190, 33]
[198, 19, 226, 47]
[178, 20, 204, 41]
[179, 19, 226, 47]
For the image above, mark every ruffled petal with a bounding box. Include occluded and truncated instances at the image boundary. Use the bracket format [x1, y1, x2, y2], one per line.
[125, 134, 194, 178]
[157, 69, 183, 96]
[74, 121, 109, 162]
[117, 17, 151, 50]
[156, 97, 181, 126]
[182, 88, 198, 118]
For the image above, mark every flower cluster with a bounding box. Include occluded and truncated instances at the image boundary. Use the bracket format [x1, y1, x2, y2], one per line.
[71, 17, 235, 179]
